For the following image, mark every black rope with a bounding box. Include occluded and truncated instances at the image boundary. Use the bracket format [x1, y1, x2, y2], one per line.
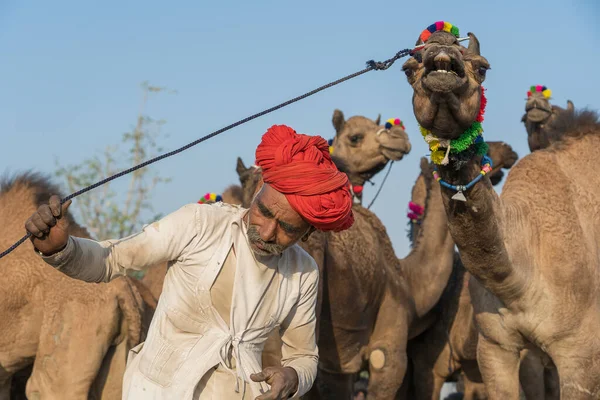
[0, 48, 412, 260]
[367, 160, 394, 210]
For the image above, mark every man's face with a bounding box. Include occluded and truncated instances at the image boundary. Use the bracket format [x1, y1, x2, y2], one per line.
[245, 182, 311, 256]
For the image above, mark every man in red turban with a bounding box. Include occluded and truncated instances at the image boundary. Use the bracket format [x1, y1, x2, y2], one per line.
[26, 123, 354, 400]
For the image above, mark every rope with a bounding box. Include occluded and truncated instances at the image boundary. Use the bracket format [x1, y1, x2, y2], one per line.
[0, 48, 413, 260]
[367, 161, 394, 210]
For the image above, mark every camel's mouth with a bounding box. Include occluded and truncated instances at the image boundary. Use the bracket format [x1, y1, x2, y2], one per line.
[377, 128, 411, 161]
[525, 105, 552, 124]
[422, 48, 467, 94]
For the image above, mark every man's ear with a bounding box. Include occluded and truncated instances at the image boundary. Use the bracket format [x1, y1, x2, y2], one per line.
[301, 226, 316, 242]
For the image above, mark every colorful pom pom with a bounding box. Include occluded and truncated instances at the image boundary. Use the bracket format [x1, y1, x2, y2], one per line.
[407, 212, 420, 221]
[408, 201, 424, 215]
[527, 85, 552, 99]
[420, 21, 460, 43]
[353, 185, 363, 194]
[329, 146, 334, 155]
[385, 118, 404, 130]
[210, 193, 217, 201]
[216, 195, 223, 202]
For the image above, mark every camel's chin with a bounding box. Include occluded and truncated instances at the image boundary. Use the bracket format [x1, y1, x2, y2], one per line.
[422, 71, 466, 93]
[381, 148, 408, 162]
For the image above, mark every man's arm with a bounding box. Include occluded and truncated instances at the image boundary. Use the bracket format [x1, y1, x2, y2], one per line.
[278, 264, 319, 398]
[38, 203, 202, 283]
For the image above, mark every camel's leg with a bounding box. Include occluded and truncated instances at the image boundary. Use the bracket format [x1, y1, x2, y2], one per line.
[518, 350, 545, 399]
[476, 334, 521, 400]
[0, 375, 11, 400]
[461, 361, 486, 400]
[410, 342, 456, 400]
[312, 369, 353, 400]
[544, 363, 560, 400]
[553, 352, 600, 399]
[366, 292, 409, 399]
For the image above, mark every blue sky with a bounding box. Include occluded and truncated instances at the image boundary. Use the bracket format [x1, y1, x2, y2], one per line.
[1, 0, 598, 257]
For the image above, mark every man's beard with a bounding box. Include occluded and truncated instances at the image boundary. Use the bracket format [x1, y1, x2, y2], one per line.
[246, 225, 285, 256]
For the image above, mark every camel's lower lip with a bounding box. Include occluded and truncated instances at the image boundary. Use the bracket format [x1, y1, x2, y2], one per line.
[422, 71, 465, 93]
[526, 109, 551, 123]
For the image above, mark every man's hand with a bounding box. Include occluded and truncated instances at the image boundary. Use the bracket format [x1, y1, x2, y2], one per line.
[250, 366, 299, 400]
[25, 195, 72, 256]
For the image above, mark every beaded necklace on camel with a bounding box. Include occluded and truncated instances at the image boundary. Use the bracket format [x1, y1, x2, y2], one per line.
[420, 86, 493, 202]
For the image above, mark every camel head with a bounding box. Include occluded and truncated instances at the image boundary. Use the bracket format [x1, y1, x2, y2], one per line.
[402, 22, 489, 140]
[521, 85, 575, 151]
[329, 109, 411, 187]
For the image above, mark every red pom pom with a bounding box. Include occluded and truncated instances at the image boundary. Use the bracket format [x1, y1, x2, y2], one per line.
[353, 185, 363, 194]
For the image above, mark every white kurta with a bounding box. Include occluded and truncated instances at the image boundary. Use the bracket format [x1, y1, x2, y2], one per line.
[40, 202, 319, 399]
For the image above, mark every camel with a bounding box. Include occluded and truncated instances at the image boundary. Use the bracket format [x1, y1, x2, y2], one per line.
[521, 85, 576, 152]
[405, 141, 522, 400]
[401, 22, 600, 398]
[0, 172, 155, 399]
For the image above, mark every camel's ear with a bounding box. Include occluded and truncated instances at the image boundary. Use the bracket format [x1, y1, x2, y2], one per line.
[374, 114, 381, 126]
[467, 32, 480, 56]
[236, 157, 248, 177]
[332, 109, 345, 135]
[567, 100, 574, 112]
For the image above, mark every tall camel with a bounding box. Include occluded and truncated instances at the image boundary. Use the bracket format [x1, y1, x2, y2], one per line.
[405, 141, 524, 400]
[406, 141, 559, 400]
[401, 21, 600, 398]
[237, 110, 460, 399]
[0, 172, 154, 400]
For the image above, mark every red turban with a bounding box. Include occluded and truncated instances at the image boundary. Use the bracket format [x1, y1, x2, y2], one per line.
[255, 125, 354, 232]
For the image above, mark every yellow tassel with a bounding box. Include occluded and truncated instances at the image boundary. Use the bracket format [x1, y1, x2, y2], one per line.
[542, 89, 552, 98]
[329, 146, 334, 154]
[419, 126, 429, 138]
[443, 22, 452, 32]
[431, 150, 445, 164]
[210, 193, 217, 201]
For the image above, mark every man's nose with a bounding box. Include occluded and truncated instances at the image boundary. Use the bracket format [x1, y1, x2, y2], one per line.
[259, 219, 277, 242]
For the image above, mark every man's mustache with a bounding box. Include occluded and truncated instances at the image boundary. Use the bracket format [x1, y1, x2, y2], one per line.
[247, 226, 284, 255]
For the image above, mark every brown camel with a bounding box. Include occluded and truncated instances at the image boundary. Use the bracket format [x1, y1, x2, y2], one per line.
[235, 110, 461, 399]
[405, 142, 523, 400]
[0, 172, 154, 400]
[401, 23, 600, 398]
[521, 86, 575, 152]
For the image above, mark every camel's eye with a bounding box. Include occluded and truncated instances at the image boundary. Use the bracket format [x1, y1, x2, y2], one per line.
[478, 66, 488, 76]
[349, 134, 363, 145]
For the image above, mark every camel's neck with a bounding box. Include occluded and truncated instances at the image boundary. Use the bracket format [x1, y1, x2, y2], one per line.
[403, 169, 456, 318]
[437, 156, 522, 302]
